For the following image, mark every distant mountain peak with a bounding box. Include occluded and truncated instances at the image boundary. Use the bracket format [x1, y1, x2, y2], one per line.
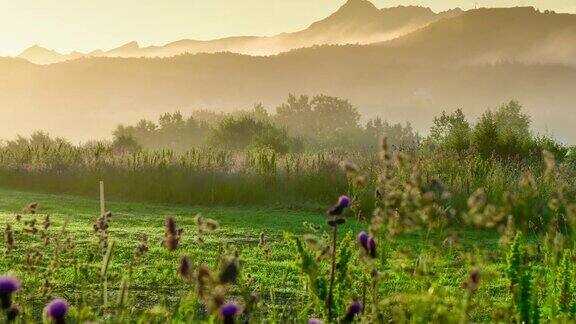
[307, 0, 380, 31]
[17, 45, 65, 64]
[104, 41, 141, 57]
[19, 45, 60, 56]
[342, 0, 377, 9]
[116, 41, 140, 50]
[338, 0, 379, 15]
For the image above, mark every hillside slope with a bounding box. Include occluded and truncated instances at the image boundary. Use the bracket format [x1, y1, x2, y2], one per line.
[2, 7, 576, 142]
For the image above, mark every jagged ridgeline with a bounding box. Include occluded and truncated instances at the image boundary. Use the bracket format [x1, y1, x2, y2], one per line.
[17, 1, 463, 64]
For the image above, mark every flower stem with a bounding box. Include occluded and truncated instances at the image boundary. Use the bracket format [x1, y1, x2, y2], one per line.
[327, 224, 338, 322]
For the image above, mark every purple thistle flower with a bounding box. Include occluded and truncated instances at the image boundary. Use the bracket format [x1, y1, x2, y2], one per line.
[344, 301, 363, 322]
[46, 299, 68, 323]
[357, 231, 369, 250]
[0, 276, 20, 309]
[348, 301, 363, 314]
[368, 237, 377, 258]
[0, 277, 20, 294]
[338, 195, 351, 209]
[308, 319, 323, 324]
[327, 195, 351, 216]
[219, 302, 240, 324]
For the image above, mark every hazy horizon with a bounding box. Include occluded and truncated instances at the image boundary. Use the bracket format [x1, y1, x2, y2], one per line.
[2, 0, 576, 56]
[2, 0, 576, 144]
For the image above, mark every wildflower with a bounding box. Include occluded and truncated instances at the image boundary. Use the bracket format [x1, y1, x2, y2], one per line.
[6, 306, 19, 321]
[163, 215, 182, 251]
[5, 225, 14, 253]
[338, 195, 351, 208]
[343, 301, 363, 322]
[342, 161, 359, 173]
[46, 299, 68, 323]
[219, 257, 240, 284]
[380, 136, 388, 152]
[179, 256, 192, 282]
[135, 234, 149, 257]
[367, 237, 377, 258]
[466, 267, 481, 292]
[219, 302, 240, 324]
[205, 219, 220, 231]
[309, 319, 323, 324]
[211, 286, 226, 310]
[357, 231, 369, 250]
[93, 211, 112, 253]
[357, 232, 377, 258]
[196, 263, 213, 299]
[43, 214, 51, 230]
[0, 276, 20, 309]
[327, 195, 351, 216]
[166, 215, 177, 235]
[27, 202, 38, 214]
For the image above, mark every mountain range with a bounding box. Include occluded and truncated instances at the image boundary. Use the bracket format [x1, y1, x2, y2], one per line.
[2, 0, 576, 143]
[17, 0, 462, 64]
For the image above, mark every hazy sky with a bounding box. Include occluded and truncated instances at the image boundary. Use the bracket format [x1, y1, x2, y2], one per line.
[1, 0, 575, 56]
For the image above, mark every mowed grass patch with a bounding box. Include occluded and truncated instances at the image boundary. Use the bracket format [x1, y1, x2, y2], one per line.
[0, 188, 357, 314]
[0, 189, 508, 321]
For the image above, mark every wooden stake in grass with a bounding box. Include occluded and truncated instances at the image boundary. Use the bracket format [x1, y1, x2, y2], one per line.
[99, 181, 105, 216]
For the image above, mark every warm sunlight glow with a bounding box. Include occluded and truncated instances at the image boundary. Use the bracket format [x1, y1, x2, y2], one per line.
[1, 1, 576, 322]
[1, 0, 574, 56]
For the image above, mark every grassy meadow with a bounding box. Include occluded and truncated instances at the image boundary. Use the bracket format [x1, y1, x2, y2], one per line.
[6, 1, 576, 323]
[0, 99, 575, 323]
[0, 188, 509, 323]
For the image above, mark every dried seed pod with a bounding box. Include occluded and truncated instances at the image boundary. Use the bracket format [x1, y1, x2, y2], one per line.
[205, 219, 220, 231]
[135, 234, 149, 257]
[219, 257, 240, 284]
[6, 305, 19, 321]
[27, 202, 38, 214]
[258, 232, 266, 247]
[4, 225, 14, 254]
[163, 215, 182, 251]
[179, 256, 193, 282]
[196, 264, 213, 300]
[465, 267, 481, 292]
[341, 161, 359, 175]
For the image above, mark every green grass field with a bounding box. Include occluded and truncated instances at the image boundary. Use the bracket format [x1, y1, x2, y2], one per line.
[0, 188, 510, 321]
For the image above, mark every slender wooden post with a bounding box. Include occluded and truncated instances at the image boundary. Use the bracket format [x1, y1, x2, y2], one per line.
[100, 181, 105, 215]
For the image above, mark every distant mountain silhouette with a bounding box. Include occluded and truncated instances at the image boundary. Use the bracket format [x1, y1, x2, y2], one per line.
[300, 1, 460, 41]
[386, 7, 576, 64]
[3, 7, 576, 143]
[17, 45, 83, 65]
[17, 0, 461, 64]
